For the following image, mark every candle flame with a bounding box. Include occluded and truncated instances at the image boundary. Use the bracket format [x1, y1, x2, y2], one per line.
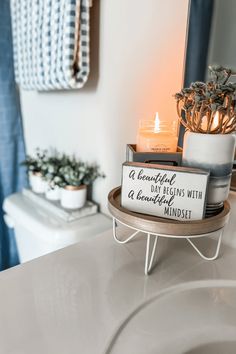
[154, 112, 160, 132]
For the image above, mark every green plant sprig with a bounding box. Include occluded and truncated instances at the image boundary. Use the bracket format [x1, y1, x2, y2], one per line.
[21, 149, 105, 188]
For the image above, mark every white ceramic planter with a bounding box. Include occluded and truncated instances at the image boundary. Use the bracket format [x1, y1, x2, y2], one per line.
[29, 172, 47, 194]
[60, 185, 87, 209]
[45, 185, 61, 201]
[182, 132, 236, 204]
[183, 132, 235, 176]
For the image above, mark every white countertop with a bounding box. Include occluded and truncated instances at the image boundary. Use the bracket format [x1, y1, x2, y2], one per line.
[1, 220, 236, 354]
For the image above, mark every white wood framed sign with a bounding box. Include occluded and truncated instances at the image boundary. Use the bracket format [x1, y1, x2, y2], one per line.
[121, 162, 209, 221]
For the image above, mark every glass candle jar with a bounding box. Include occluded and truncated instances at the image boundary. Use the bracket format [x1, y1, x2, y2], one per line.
[136, 114, 178, 153]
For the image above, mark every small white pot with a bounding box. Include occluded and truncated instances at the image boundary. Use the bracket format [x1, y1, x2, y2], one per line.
[45, 185, 61, 201]
[29, 172, 47, 194]
[60, 185, 87, 209]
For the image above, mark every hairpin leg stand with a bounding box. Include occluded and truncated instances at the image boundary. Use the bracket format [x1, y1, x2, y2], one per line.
[112, 217, 224, 275]
[186, 231, 223, 261]
[145, 234, 159, 275]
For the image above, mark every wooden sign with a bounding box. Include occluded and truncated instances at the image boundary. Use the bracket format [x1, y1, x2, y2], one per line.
[121, 162, 209, 221]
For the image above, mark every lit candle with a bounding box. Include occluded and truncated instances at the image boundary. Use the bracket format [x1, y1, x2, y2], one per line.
[136, 113, 178, 153]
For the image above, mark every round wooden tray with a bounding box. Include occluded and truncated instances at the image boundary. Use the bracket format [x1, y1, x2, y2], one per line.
[108, 187, 230, 237]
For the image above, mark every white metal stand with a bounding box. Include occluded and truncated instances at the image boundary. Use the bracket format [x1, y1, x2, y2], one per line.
[112, 218, 224, 275]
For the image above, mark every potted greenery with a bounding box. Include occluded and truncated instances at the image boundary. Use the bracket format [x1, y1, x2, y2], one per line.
[56, 158, 105, 209]
[42, 153, 71, 201]
[175, 65, 236, 205]
[43, 155, 64, 201]
[22, 149, 48, 193]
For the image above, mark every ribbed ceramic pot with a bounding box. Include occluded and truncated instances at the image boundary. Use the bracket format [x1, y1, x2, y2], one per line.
[207, 174, 232, 204]
[182, 132, 236, 204]
[60, 185, 87, 209]
[29, 172, 47, 194]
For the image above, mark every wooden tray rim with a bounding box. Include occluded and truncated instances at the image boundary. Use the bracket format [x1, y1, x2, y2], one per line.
[108, 187, 230, 236]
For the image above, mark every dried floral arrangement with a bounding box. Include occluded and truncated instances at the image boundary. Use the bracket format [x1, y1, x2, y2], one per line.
[175, 65, 236, 134]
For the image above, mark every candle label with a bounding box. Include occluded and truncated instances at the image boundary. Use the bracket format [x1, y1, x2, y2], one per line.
[121, 162, 209, 221]
[150, 144, 171, 152]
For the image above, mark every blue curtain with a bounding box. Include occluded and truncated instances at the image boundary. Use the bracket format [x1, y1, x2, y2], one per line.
[0, 0, 28, 269]
[178, 0, 214, 146]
